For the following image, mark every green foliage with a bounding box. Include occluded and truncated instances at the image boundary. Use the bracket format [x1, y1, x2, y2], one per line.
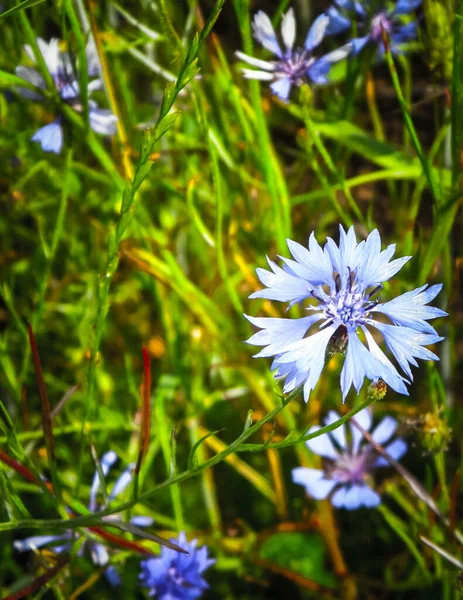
[0, 0, 460, 598]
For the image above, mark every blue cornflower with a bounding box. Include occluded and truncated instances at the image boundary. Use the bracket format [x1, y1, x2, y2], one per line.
[235, 9, 351, 101]
[14, 451, 153, 586]
[325, 0, 422, 55]
[139, 531, 215, 599]
[245, 226, 446, 402]
[292, 407, 407, 509]
[15, 37, 117, 153]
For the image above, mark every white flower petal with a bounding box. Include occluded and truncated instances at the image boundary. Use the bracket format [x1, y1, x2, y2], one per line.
[324, 410, 347, 450]
[292, 467, 337, 499]
[304, 14, 329, 51]
[305, 425, 339, 459]
[235, 51, 276, 71]
[281, 8, 296, 50]
[372, 284, 447, 334]
[371, 416, 398, 446]
[376, 438, 408, 466]
[252, 11, 282, 57]
[241, 69, 275, 81]
[350, 407, 373, 454]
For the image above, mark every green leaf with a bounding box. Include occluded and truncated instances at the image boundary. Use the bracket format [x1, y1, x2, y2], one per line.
[259, 532, 337, 588]
[188, 429, 224, 471]
[0, 0, 46, 20]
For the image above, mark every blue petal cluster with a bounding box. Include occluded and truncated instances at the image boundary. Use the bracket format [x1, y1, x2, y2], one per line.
[16, 38, 117, 153]
[139, 531, 215, 599]
[293, 408, 407, 509]
[236, 9, 351, 101]
[14, 451, 153, 586]
[246, 226, 446, 402]
[325, 0, 422, 55]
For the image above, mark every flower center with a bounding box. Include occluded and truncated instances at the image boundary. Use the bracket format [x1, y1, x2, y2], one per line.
[168, 566, 185, 586]
[277, 49, 313, 82]
[331, 451, 369, 484]
[371, 11, 392, 40]
[324, 289, 367, 327]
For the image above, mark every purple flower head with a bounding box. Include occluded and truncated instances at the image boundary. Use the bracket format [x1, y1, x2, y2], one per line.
[139, 531, 215, 600]
[245, 226, 446, 402]
[15, 37, 117, 153]
[236, 9, 351, 101]
[325, 0, 422, 55]
[292, 408, 407, 509]
[14, 451, 153, 587]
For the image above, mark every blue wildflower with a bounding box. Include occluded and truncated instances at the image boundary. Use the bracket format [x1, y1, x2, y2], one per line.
[236, 9, 351, 101]
[15, 37, 117, 153]
[292, 407, 407, 509]
[325, 0, 422, 55]
[245, 226, 446, 402]
[139, 531, 215, 599]
[14, 451, 153, 586]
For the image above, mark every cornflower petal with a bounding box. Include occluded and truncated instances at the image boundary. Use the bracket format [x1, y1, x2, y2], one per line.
[91, 543, 109, 566]
[341, 329, 406, 400]
[371, 416, 398, 445]
[281, 8, 296, 51]
[304, 14, 330, 51]
[319, 42, 353, 64]
[130, 516, 155, 527]
[307, 59, 331, 84]
[306, 425, 339, 460]
[15, 66, 46, 99]
[286, 235, 335, 287]
[324, 410, 347, 449]
[392, 0, 423, 15]
[105, 565, 122, 587]
[250, 257, 313, 304]
[89, 450, 118, 511]
[373, 284, 447, 334]
[235, 51, 276, 71]
[331, 486, 349, 508]
[14, 534, 70, 552]
[85, 37, 101, 77]
[31, 120, 63, 154]
[376, 438, 408, 466]
[61, 81, 80, 100]
[270, 77, 292, 101]
[391, 21, 418, 43]
[277, 324, 338, 402]
[351, 35, 370, 55]
[241, 69, 275, 80]
[252, 11, 282, 57]
[372, 322, 442, 380]
[109, 463, 135, 500]
[89, 105, 118, 135]
[37, 37, 60, 76]
[346, 484, 381, 509]
[292, 467, 338, 499]
[350, 407, 372, 454]
[245, 314, 322, 357]
[326, 6, 352, 35]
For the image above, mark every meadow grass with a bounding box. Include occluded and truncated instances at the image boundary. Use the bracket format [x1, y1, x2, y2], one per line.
[0, 0, 461, 598]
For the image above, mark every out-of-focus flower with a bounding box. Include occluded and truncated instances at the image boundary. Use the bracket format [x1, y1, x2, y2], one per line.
[325, 0, 422, 55]
[236, 9, 351, 101]
[245, 225, 446, 402]
[139, 531, 215, 599]
[15, 37, 117, 153]
[292, 407, 407, 509]
[410, 410, 452, 453]
[14, 451, 153, 586]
